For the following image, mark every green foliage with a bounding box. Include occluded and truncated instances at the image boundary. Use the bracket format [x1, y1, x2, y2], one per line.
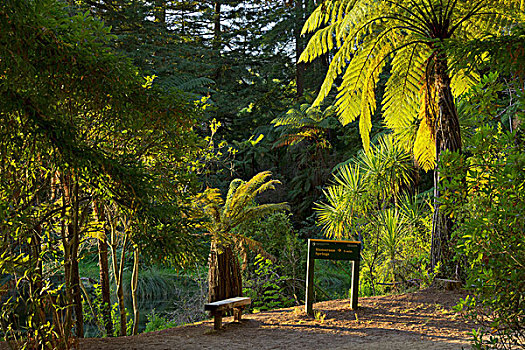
[1, 0, 207, 345]
[243, 255, 294, 311]
[313, 260, 355, 299]
[234, 212, 307, 302]
[195, 171, 290, 248]
[82, 283, 122, 338]
[441, 126, 524, 348]
[300, 0, 522, 169]
[111, 303, 133, 337]
[316, 134, 432, 294]
[143, 311, 178, 333]
[316, 134, 417, 239]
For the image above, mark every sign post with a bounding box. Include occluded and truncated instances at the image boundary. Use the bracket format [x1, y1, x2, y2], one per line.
[305, 239, 361, 315]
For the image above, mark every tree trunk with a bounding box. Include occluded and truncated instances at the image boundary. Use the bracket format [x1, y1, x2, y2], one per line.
[93, 201, 114, 337]
[294, 0, 305, 98]
[430, 54, 461, 276]
[213, 1, 221, 51]
[208, 241, 242, 303]
[70, 179, 84, 338]
[131, 247, 140, 336]
[61, 172, 84, 338]
[60, 219, 73, 345]
[107, 209, 129, 337]
[110, 232, 128, 336]
[97, 238, 113, 336]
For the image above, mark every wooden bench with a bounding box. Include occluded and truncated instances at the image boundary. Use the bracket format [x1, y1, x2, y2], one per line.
[204, 296, 251, 330]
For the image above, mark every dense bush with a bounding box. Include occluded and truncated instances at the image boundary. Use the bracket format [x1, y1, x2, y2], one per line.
[441, 125, 524, 348]
[243, 255, 295, 311]
[234, 213, 307, 303]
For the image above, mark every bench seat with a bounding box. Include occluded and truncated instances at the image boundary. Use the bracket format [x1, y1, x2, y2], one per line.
[204, 297, 251, 330]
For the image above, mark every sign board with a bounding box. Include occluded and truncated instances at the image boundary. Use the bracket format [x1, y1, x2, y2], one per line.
[305, 239, 361, 315]
[310, 239, 360, 261]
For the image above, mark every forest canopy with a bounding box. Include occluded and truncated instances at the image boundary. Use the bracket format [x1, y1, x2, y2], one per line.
[0, 0, 523, 349]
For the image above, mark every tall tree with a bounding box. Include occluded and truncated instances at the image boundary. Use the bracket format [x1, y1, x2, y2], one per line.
[299, 0, 523, 274]
[1, 0, 205, 345]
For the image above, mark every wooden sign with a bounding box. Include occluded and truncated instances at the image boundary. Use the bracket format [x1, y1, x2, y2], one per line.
[310, 239, 360, 261]
[305, 239, 361, 315]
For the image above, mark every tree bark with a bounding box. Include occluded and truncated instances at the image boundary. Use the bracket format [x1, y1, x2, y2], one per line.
[61, 172, 84, 338]
[110, 231, 128, 336]
[430, 54, 462, 276]
[70, 179, 84, 338]
[208, 240, 242, 303]
[131, 247, 140, 336]
[294, 0, 305, 98]
[213, 1, 221, 51]
[97, 237, 113, 336]
[93, 201, 113, 337]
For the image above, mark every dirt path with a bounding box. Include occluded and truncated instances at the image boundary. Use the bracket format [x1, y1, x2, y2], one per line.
[80, 288, 474, 349]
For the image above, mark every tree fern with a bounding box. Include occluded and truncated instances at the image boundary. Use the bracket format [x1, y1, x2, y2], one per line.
[195, 171, 289, 242]
[272, 97, 337, 149]
[302, 0, 523, 271]
[300, 0, 523, 170]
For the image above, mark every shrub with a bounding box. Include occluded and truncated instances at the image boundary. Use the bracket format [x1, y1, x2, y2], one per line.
[441, 125, 525, 348]
[143, 310, 178, 333]
[243, 255, 294, 311]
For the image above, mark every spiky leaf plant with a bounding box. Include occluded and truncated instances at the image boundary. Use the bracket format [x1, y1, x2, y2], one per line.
[301, 0, 523, 271]
[316, 134, 415, 239]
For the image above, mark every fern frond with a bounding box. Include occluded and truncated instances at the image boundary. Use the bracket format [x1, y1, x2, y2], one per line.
[301, 0, 356, 35]
[383, 43, 431, 135]
[450, 68, 480, 97]
[302, 0, 521, 171]
[224, 179, 244, 214]
[303, 38, 354, 108]
[231, 234, 275, 263]
[231, 203, 290, 229]
[413, 83, 437, 171]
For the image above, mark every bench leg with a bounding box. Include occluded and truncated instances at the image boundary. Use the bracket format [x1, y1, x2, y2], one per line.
[233, 307, 243, 322]
[213, 311, 223, 330]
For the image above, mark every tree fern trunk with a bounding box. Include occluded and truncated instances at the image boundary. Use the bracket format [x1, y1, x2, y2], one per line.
[208, 240, 242, 302]
[431, 55, 461, 276]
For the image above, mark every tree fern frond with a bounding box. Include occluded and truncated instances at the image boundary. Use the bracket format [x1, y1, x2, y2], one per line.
[413, 118, 435, 171]
[196, 172, 289, 251]
[383, 44, 430, 135]
[226, 172, 271, 218]
[193, 188, 223, 227]
[412, 84, 434, 170]
[301, 0, 356, 35]
[299, 23, 340, 63]
[224, 179, 243, 214]
[450, 68, 480, 97]
[335, 34, 391, 139]
[232, 203, 290, 229]
[271, 105, 318, 127]
[302, 38, 354, 108]
[303, 0, 521, 172]
[231, 234, 275, 262]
